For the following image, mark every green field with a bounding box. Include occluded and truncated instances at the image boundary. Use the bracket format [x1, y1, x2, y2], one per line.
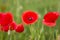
[0, 0, 60, 40]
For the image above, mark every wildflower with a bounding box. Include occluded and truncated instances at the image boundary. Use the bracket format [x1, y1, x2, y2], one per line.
[9, 21, 17, 31]
[1, 12, 13, 26]
[0, 13, 4, 24]
[15, 24, 24, 33]
[1, 25, 9, 32]
[22, 10, 38, 24]
[43, 12, 59, 27]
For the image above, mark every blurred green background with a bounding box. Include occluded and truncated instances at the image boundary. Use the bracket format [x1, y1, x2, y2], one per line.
[0, 0, 60, 40]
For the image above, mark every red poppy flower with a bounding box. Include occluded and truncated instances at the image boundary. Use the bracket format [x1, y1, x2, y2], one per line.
[9, 21, 17, 31]
[22, 10, 38, 24]
[1, 12, 13, 26]
[15, 24, 24, 33]
[1, 25, 9, 32]
[43, 12, 59, 27]
[0, 12, 4, 24]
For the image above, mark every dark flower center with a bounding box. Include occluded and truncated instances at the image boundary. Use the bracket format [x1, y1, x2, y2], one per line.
[28, 17, 33, 21]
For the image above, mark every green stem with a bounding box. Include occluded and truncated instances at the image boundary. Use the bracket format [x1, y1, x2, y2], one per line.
[49, 28, 55, 40]
[29, 24, 35, 40]
[39, 24, 45, 40]
[8, 30, 11, 40]
[13, 31, 16, 40]
[56, 30, 58, 40]
[0, 31, 3, 40]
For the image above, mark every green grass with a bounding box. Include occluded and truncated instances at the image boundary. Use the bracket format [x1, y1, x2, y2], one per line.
[0, 0, 60, 40]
